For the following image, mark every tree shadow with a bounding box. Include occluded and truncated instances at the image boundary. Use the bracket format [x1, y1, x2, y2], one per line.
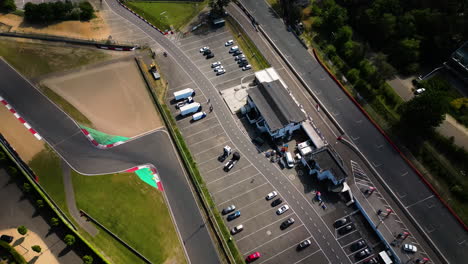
[32, 209, 41, 218]
[28, 255, 39, 264]
[12, 236, 25, 247]
[46, 227, 55, 238]
[58, 246, 72, 257]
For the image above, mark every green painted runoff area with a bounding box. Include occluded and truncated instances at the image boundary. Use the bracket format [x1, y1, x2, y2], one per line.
[135, 168, 157, 188]
[80, 125, 129, 145]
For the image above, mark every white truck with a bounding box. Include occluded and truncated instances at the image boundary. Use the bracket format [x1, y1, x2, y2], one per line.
[180, 102, 201, 116]
[174, 88, 195, 101]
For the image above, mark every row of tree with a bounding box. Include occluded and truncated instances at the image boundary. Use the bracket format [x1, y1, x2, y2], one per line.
[24, 1, 95, 23]
[0, 0, 16, 13]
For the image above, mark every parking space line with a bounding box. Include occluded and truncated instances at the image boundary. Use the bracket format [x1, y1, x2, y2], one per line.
[196, 155, 219, 166]
[237, 212, 294, 242]
[260, 243, 320, 264]
[337, 230, 359, 240]
[184, 123, 221, 139]
[188, 131, 225, 147]
[168, 81, 195, 91]
[217, 183, 268, 206]
[238, 195, 269, 211]
[341, 238, 363, 249]
[208, 69, 243, 81]
[206, 165, 254, 185]
[193, 140, 230, 156]
[203, 164, 225, 175]
[179, 30, 230, 47]
[292, 249, 323, 264]
[212, 174, 259, 194]
[245, 224, 304, 253]
[179, 116, 216, 131]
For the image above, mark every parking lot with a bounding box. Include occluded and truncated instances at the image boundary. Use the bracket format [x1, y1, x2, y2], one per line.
[165, 26, 329, 264]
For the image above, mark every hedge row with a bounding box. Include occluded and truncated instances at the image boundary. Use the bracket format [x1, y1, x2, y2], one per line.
[0, 240, 27, 264]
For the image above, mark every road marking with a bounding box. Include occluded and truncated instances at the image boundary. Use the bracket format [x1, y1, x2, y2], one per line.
[179, 116, 216, 130]
[245, 224, 304, 253]
[193, 140, 230, 156]
[292, 249, 323, 264]
[405, 195, 434, 209]
[212, 174, 259, 194]
[217, 183, 268, 206]
[188, 131, 226, 147]
[237, 212, 294, 242]
[196, 155, 219, 166]
[206, 165, 255, 185]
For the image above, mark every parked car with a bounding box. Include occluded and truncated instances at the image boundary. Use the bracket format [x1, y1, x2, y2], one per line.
[211, 61, 222, 68]
[364, 257, 379, 264]
[246, 252, 261, 262]
[192, 112, 207, 121]
[216, 69, 226, 75]
[225, 40, 234, 46]
[222, 205, 236, 215]
[229, 45, 239, 53]
[231, 224, 244, 235]
[403, 244, 418, 253]
[200, 46, 209, 53]
[227, 210, 241, 221]
[297, 239, 311, 250]
[334, 218, 349, 228]
[242, 64, 252, 71]
[203, 49, 212, 56]
[206, 53, 215, 59]
[214, 66, 224, 72]
[233, 50, 243, 56]
[234, 54, 246, 61]
[415, 88, 426, 95]
[280, 218, 295, 230]
[175, 96, 194, 109]
[0, 235, 13, 243]
[266, 191, 278, 200]
[338, 224, 354, 235]
[350, 240, 367, 252]
[355, 248, 371, 260]
[276, 205, 289, 215]
[218, 145, 232, 162]
[237, 58, 247, 63]
[239, 60, 248, 67]
[271, 198, 283, 207]
[224, 152, 240, 172]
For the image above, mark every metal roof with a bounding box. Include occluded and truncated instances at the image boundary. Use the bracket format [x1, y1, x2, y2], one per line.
[248, 79, 305, 131]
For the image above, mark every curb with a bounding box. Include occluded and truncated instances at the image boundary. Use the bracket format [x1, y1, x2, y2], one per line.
[80, 128, 125, 149]
[312, 48, 468, 232]
[0, 96, 42, 140]
[125, 165, 164, 191]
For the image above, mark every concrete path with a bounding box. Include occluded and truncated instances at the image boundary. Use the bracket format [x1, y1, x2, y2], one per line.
[62, 160, 99, 236]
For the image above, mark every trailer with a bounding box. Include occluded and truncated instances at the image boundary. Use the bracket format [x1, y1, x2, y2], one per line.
[180, 102, 201, 116]
[174, 88, 195, 101]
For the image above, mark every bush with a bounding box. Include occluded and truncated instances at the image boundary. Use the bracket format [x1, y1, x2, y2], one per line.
[64, 234, 76, 246]
[50, 217, 60, 227]
[17, 225, 28, 235]
[79, 1, 94, 21]
[82, 255, 93, 264]
[0, 0, 16, 12]
[346, 68, 360, 84]
[0, 241, 27, 264]
[24, 0, 94, 23]
[31, 245, 42, 253]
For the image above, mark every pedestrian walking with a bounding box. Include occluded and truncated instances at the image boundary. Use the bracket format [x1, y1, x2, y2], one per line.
[207, 98, 211, 104]
[209, 105, 213, 113]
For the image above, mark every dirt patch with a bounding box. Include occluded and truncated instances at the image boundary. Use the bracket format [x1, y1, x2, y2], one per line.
[0, 228, 60, 264]
[0, 105, 44, 162]
[41, 59, 163, 137]
[0, 12, 110, 40]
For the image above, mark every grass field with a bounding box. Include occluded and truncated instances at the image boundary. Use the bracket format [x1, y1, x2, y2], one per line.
[28, 145, 68, 215]
[226, 17, 270, 71]
[72, 171, 186, 264]
[0, 39, 109, 78]
[126, 1, 208, 31]
[40, 85, 94, 128]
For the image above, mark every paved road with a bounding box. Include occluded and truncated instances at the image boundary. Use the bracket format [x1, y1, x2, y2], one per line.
[239, 0, 468, 263]
[0, 59, 219, 264]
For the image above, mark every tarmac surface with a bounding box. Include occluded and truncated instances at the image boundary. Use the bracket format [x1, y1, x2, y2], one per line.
[0, 58, 219, 264]
[239, 0, 468, 263]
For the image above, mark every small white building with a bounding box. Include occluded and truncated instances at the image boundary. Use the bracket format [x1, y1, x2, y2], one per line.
[245, 68, 305, 139]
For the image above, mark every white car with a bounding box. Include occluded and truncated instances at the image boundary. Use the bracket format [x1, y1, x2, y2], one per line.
[211, 61, 221, 68]
[225, 40, 234, 46]
[403, 244, 417, 253]
[229, 45, 239, 53]
[276, 205, 289, 215]
[200, 46, 210, 53]
[415, 88, 426, 95]
[242, 64, 252, 71]
[234, 54, 246, 61]
[230, 224, 243, 234]
[214, 66, 224, 72]
[216, 69, 226, 75]
[266, 191, 278, 200]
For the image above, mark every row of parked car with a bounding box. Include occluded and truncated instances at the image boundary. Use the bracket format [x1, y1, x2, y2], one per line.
[227, 43, 252, 71]
[173, 88, 207, 121]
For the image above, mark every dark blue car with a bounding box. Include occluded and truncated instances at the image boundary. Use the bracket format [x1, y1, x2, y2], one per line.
[227, 211, 241, 221]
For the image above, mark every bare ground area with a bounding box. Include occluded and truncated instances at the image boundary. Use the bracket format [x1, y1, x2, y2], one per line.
[0, 228, 60, 264]
[0, 105, 44, 162]
[41, 59, 163, 137]
[0, 12, 110, 40]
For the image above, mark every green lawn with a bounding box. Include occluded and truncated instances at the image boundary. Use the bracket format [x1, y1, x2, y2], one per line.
[28, 145, 68, 214]
[0, 39, 110, 78]
[72, 171, 186, 264]
[226, 17, 270, 71]
[126, 1, 208, 31]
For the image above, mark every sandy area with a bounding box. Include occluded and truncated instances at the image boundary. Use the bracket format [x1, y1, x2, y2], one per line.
[437, 115, 468, 150]
[41, 60, 163, 137]
[0, 228, 60, 264]
[0, 105, 44, 162]
[0, 12, 110, 40]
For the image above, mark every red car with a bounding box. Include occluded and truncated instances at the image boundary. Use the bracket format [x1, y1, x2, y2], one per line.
[246, 252, 261, 262]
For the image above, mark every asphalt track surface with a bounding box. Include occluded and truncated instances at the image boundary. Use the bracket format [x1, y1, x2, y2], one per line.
[0, 59, 219, 264]
[239, 0, 468, 263]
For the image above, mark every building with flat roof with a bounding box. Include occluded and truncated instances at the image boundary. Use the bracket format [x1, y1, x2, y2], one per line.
[446, 41, 468, 83]
[300, 147, 348, 187]
[245, 68, 306, 139]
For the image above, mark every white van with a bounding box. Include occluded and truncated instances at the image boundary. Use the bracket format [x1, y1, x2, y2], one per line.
[192, 112, 207, 121]
[285, 152, 294, 168]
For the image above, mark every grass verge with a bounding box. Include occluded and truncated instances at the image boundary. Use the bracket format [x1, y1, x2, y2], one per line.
[39, 85, 94, 128]
[0, 38, 109, 78]
[72, 171, 186, 264]
[226, 16, 270, 71]
[125, 1, 208, 31]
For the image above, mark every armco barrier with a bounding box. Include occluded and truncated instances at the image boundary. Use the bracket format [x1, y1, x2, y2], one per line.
[312, 48, 468, 232]
[117, 0, 172, 35]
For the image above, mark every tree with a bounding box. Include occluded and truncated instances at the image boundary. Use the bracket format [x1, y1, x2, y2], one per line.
[82, 255, 94, 264]
[79, 1, 94, 21]
[31, 245, 42, 253]
[321, 0, 348, 35]
[0, 0, 16, 12]
[398, 91, 448, 138]
[394, 38, 420, 73]
[17, 225, 28, 236]
[23, 182, 31, 193]
[50, 217, 60, 227]
[36, 199, 45, 209]
[341, 40, 363, 66]
[64, 234, 76, 246]
[209, 0, 230, 18]
[346, 68, 360, 84]
[372, 53, 396, 80]
[333, 25, 353, 50]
